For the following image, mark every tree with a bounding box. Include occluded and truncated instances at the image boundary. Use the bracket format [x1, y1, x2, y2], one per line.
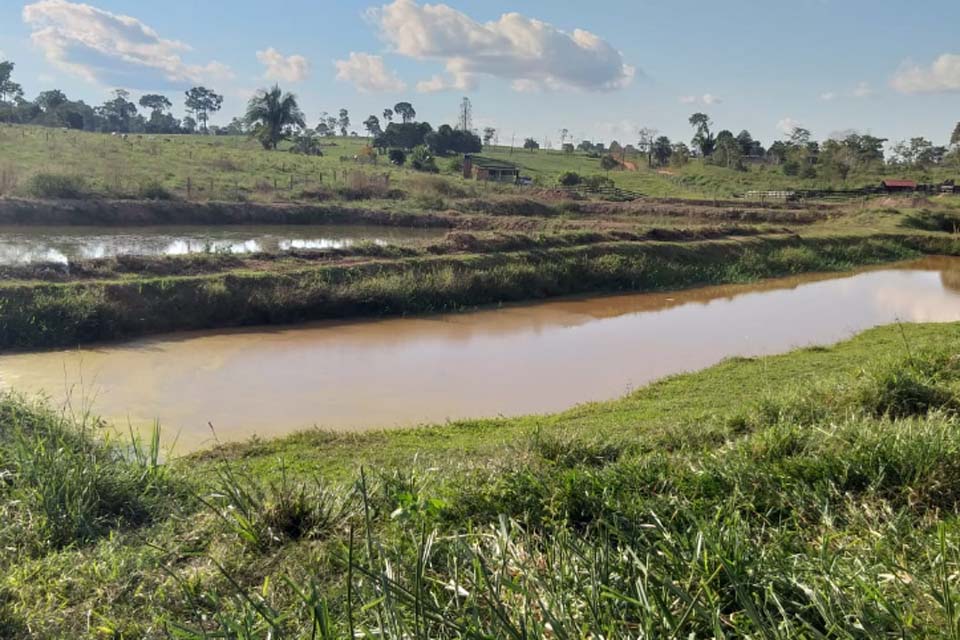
[688, 113, 715, 157]
[184, 86, 223, 133]
[559, 128, 570, 146]
[139, 94, 172, 114]
[388, 148, 406, 166]
[652, 136, 672, 167]
[637, 127, 658, 167]
[182, 116, 197, 133]
[670, 142, 691, 167]
[394, 102, 416, 124]
[36, 90, 67, 112]
[97, 89, 138, 132]
[736, 130, 763, 157]
[523, 137, 540, 152]
[338, 108, 350, 136]
[562, 143, 575, 154]
[245, 85, 306, 150]
[483, 127, 496, 146]
[952, 122, 960, 147]
[789, 127, 811, 146]
[383, 108, 394, 123]
[425, 124, 482, 156]
[374, 121, 433, 150]
[713, 130, 744, 170]
[0, 61, 23, 103]
[363, 115, 382, 137]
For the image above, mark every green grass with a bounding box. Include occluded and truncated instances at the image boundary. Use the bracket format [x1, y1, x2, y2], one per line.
[1, 232, 949, 350]
[5, 322, 960, 637]
[5, 124, 958, 203]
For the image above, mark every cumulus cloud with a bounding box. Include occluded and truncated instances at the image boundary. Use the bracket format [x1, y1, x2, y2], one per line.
[368, 0, 635, 93]
[680, 93, 721, 106]
[891, 53, 960, 94]
[335, 52, 406, 92]
[22, 0, 231, 89]
[256, 47, 310, 82]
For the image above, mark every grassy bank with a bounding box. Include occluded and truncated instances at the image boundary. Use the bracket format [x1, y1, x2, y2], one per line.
[4, 322, 960, 637]
[0, 232, 953, 350]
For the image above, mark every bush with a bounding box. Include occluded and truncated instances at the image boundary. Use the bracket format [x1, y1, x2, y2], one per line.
[410, 145, 439, 173]
[25, 173, 89, 199]
[600, 155, 620, 171]
[557, 171, 582, 187]
[582, 175, 614, 190]
[388, 148, 406, 166]
[140, 181, 174, 201]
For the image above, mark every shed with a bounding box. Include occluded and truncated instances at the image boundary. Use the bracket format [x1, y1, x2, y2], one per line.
[463, 155, 520, 183]
[881, 179, 918, 192]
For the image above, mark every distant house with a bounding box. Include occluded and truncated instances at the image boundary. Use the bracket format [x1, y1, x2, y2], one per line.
[463, 155, 520, 183]
[881, 179, 918, 193]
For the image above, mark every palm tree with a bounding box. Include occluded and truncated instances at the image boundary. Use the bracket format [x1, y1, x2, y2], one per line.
[245, 85, 305, 150]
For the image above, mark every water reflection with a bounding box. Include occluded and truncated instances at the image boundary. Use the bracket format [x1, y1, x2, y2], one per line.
[0, 225, 443, 264]
[2, 258, 960, 452]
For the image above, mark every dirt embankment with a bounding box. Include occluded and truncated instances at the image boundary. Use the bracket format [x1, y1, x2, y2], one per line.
[0, 197, 461, 228]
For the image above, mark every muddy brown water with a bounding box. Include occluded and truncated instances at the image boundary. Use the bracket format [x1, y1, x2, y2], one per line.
[2, 257, 960, 453]
[0, 225, 445, 264]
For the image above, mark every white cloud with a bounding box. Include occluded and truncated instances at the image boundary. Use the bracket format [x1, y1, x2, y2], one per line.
[891, 53, 960, 94]
[368, 0, 635, 92]
[256, 47, 310, 83]
[679, 93, 721, 106]
[777, 117, 803, 135]
[416, 73, 472, 93]
[852, 81, 873, 98]
[335, 52, 406, 93]
[820, 91, 836, 101]
[21, 0, 231, 89]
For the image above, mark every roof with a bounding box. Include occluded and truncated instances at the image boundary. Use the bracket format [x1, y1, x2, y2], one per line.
[882, 179, 918, 188]
[466, 155, 519, 170]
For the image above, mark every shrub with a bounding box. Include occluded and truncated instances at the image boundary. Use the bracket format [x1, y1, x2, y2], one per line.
[25, 173, 89, 199]
[600, 155, 620, 171]
[410, 174, 467, 198]
[140, 181, 174, 200]
[410, 145, 439, 173]
[557, 171, 582, 187]
[388, 148, 406, 166]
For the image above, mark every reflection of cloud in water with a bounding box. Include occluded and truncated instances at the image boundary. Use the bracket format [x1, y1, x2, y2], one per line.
[279, 238, 388, 250]
[0, 245, 69, 264]
[0, 226, 438, 264]
[873, 285, 960, 322]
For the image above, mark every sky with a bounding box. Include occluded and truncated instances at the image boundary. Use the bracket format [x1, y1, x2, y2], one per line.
[1, 0, 959, 148]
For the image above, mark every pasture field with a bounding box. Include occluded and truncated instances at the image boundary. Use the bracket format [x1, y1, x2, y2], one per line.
[4, 125, 959, 203]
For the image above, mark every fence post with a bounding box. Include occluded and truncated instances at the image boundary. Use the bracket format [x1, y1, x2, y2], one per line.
[187, 176, 192, 200]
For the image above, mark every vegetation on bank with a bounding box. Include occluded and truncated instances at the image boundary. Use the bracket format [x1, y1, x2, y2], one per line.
[0, 232, 951, 350]
[5, 322, 960, 637]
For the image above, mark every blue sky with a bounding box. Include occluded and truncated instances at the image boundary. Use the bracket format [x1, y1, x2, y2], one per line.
[2, 0, 959, 148]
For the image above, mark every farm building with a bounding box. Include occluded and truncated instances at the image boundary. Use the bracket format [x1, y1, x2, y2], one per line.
[881, 179, 918, 193]
[463, 155, 521, 183]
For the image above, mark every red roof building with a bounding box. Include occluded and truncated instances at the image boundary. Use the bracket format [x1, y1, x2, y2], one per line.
[881, 179, 918, 191]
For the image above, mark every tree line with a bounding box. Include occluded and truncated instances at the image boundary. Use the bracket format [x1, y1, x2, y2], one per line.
[0, 60, 227, 135]
[615, 113, 960, 179]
